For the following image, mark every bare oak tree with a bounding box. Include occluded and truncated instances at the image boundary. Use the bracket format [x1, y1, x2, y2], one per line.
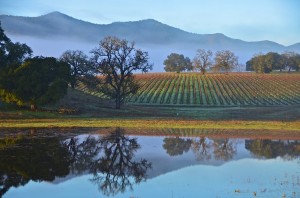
[213, 50, 238, 72]
[91, 36, 152, 109]
[60, 50, 92, 88]
[193, 49, 213, 74]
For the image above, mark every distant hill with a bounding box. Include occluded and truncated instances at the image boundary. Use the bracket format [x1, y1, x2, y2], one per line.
[1, 11, 299, 71]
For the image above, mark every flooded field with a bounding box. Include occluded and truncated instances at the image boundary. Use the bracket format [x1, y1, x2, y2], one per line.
[0, 128, 299, 198]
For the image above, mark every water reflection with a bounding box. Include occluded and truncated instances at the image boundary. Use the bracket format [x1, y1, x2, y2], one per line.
[246, 139, 300, 159]
[163, 137, 300, 162]
[163, 137, 192, 156]
[0, 128, 299, 197]
[0, 135, 71, 196]
[88, 128, 151, 196]
[0, 128, 151, 197]
[163, 137, 237, 161]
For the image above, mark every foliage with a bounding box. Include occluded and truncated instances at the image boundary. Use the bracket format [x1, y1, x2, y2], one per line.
[90, 36, 152, 109]
[163, 137, 192, 156]
[247, 52, 281, 73]
[1, 57, 70, 110]
[0, 22, 32, 70]
[212, 50, 238, 72]
[60, 50, 93, 88]
[246, 51, 300, 73]
[245, 139, 300, 159]
[0, 22, 33, 106]
[282, 51, 300, 72]
[193, 49, 213, 74]
[163, 53, 192, 73]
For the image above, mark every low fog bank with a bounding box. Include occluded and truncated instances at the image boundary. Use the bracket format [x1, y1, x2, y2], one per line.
[9, 35, 264, 72]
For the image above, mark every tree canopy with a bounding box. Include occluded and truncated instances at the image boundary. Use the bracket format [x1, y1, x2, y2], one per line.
[246, 51, 300, 73]
[0, 22, 32, 71]
[60, 50, 93, 88]
[212, 50, 238, 72]
[90, 36, 152, 109]
[193, 49, 213, 74]
[1, 57, 70, 110]
[163, 53, 192, 73]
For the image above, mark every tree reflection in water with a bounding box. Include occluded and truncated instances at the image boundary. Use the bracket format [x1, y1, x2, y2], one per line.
[0, 128, 151, 197]
[163, 137, 192, 156]
[0, 135, 71, 197]
[245, 139, 300, 160]
[88, 128, 151, 196]
[191, 137, 212, 161]
[213, 139, 237, 161]
[163, 137, 237, 161]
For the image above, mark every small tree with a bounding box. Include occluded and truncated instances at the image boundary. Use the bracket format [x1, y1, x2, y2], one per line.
[247, 53, 268, 73]
[90, 36, 152, 109]
[193, 49, 213, 74]
[282, 51, 300, 72]
[60, 50, 92, 88]
[164, 53, 192, 73]
[2, 57, 70, 110]
[213, 50, 238, 72]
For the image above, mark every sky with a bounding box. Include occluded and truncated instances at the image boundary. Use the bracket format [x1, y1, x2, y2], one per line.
[0, 0, 299, 46]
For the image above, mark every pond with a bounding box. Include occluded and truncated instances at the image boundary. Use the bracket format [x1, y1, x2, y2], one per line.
[0, 128, 299, 198]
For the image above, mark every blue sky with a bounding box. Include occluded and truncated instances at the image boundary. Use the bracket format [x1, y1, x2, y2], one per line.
[0, 0, 299, 45]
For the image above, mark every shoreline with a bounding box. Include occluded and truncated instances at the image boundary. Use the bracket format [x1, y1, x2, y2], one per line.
[1, 118, 300, 131]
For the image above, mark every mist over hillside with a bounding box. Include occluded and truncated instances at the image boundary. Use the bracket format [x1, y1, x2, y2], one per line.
[1, 11, 299, 71]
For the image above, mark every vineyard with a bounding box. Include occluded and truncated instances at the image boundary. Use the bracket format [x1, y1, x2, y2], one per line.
[78, 73, 300, 106]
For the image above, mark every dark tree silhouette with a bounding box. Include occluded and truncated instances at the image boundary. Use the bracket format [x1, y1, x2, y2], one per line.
[163, 137, 192, 156]
[89, 128, 151, 196]
[91, 36, 152, 109]
[0, 135, 71, 197]
[60, 50, 93, 88]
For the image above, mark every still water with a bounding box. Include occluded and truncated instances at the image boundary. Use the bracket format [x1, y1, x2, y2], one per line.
[0, 128, 299, 198]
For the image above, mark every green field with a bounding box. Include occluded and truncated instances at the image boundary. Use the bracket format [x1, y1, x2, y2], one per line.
[78, 72, 300, 106]
[118, 72, 300, 106]
[1, 72, 300, 128]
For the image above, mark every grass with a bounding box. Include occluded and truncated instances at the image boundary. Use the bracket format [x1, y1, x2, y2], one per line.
[0, 118, 299, 131]
[0, 81, 300, 132]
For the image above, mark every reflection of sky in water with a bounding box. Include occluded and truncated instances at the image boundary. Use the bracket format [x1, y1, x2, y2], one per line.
[3, 135, 300, 198]
[6, 158, 300, 198]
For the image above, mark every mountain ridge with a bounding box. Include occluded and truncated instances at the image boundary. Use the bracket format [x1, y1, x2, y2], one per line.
[1, 11, 297, 46]
[0, 12, 299, 71]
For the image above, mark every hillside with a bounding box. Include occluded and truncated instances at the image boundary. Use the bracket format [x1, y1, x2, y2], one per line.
[0, 12, 288, 48]
[79, 73, 300, 106]
[1, 12, 300, 71]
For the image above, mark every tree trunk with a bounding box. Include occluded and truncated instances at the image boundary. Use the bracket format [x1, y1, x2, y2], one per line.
[71, 77, 76, 89]
[30, 103, 37, 111]
[115, 92, 121, 109]
[116, 99, 121, 109]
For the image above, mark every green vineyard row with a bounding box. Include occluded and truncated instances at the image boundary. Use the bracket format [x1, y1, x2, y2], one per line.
[129, 73, 300, 106]
[77, 73, 300, 106]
